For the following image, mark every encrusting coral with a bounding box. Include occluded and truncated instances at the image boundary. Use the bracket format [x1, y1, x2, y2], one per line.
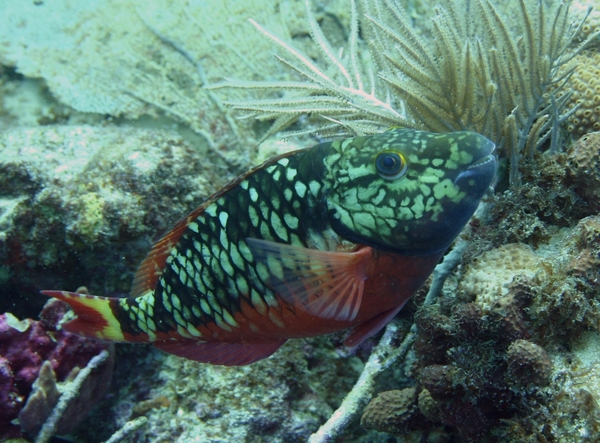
[360, 388, 431, 435]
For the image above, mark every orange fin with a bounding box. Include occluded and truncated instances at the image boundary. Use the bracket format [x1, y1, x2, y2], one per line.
[154, 339, 286, 366]
[246, 238, 371, 322]
[130, 210, 202, 298]
[40, 290, 126, 341]
[344, 302, 406, 348]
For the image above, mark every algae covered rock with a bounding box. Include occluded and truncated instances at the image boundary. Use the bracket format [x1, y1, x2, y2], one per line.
[86, 336, 363, 443]
[567, 131, 600, 211]
[0, 125, 222, 317]
[505, 339, 553, 388]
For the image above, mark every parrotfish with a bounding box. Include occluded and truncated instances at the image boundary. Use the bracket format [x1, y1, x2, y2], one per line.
[43, 129, 496, 366]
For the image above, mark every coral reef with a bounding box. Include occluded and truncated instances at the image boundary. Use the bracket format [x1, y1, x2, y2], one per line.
[223, 0, 589, 187]
[557, 50, 600, 136]
[76, 335, 368, 443]
[0, 125, 224, 318]
[362, 130, 600, 441]
[0, 299, 114, 440]
[0, 1, 599, 442]
[567, 131, 600, 211]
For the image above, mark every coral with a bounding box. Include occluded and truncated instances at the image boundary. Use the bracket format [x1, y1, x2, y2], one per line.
[222, 0, 587, 186]
[389, 199, 600, 441]
[410, 301, 538, 441]
[417, 388, 439, 422]
[572, 0, 600, 43]
[0, 125, 220, 319]
[459, 243, 543, 312]
[0, 356, 22, 439]
[527, 215, 600, 337]
[467, 144, 592, 250]
[0, 299, 114, 440]
[567, 131, 600, 211]
[556, 50, 600, 136]
[18, 361, 61, 437]
[505, 340, 553, 388]
[1, 2, 599, 443]
[360, 388, 429, 435]
[566, 216, 600, 285]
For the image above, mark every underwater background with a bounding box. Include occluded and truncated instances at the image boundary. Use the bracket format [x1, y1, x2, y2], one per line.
[0, 0, 600, 441]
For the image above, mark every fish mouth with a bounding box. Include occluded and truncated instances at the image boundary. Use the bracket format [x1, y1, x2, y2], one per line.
[454, 140, 497, 187]
[454, 154, 496, 180]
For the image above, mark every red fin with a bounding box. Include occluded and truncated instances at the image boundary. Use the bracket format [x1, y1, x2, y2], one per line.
[344, 302, 407, 348]
[246, 238, 371, 322]
[130, 212, 199, 298]
[40, 290, 126, 341]
[154, 339, 286, 366]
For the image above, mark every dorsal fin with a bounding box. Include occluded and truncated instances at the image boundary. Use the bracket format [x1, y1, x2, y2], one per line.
[129, 149, 307, 298]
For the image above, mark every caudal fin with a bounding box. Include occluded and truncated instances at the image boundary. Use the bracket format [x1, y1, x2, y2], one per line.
[41, 290, 127, 341]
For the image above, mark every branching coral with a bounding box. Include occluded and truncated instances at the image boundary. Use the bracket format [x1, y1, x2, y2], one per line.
[217, 0, 593, 186]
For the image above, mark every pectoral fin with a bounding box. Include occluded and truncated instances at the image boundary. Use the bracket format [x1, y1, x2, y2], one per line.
[246, 238, 372, 322]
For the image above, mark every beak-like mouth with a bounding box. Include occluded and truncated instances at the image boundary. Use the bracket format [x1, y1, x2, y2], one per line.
[454, 140, 497, 187]
[454, 154, 497, 187]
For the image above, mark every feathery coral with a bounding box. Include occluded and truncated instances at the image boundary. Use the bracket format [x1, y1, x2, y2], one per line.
[218, 0, 593, 186]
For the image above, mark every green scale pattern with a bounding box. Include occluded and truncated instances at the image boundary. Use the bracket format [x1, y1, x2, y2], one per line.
[111, 128, 495, 341]
[116, 143, 335, 339]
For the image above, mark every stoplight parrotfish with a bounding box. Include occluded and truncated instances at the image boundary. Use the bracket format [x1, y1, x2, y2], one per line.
[43, 129, 496, 366]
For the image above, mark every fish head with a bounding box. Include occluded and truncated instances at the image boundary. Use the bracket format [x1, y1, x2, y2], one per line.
[324, 128, 496, 255]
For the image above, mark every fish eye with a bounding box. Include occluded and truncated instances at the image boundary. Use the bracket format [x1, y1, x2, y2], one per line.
[375, 151, 408, 180]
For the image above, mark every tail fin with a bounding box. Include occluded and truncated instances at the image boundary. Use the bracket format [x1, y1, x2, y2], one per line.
[41, 290, 127, 342]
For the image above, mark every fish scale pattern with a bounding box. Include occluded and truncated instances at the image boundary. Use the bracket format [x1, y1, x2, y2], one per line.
[42, 128, 497, 365]
[115, 144, 333, 340]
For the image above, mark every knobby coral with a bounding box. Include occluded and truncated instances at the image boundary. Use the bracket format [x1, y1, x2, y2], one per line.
[217, 0, 594, 186]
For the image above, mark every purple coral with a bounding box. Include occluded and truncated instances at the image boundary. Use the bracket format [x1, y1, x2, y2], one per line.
[0, 298, 114, 439]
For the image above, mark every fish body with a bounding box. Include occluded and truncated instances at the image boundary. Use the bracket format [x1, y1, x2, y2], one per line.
[43, 129, 496, 365]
